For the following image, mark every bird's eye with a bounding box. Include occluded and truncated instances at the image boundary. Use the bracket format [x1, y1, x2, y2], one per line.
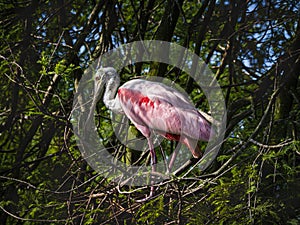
[95, 76, 100, 81]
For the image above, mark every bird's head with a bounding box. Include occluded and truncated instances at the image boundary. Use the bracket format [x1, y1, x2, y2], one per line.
[94, 67, 118, 89]
[94, 67, 119, 97]
[86, 67, 119, 127]
[86, 67, 120, 126]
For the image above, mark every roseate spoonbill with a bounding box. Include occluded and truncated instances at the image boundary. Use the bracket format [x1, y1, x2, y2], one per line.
[88, 67, 213, 200]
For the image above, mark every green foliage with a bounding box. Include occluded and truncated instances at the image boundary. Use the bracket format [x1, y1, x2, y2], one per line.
[136, 195, 165, 224]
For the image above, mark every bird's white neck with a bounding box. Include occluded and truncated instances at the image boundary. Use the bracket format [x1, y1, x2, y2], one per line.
[103, 75, 122, 113]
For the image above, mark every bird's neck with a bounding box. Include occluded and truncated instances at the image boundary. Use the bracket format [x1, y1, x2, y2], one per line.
[103, 76, 120, 112]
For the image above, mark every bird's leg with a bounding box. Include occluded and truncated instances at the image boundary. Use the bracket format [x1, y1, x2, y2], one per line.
[147, 138, 156, 198]
[136, 138, 157, 202]
[168, 143, 181, 173]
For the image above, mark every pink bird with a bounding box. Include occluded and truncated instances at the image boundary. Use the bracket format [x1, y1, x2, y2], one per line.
[89, 67, 214, 200]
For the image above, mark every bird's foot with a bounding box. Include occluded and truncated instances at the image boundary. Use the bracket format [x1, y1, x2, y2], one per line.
[135, 188, 155, 202]
[136, 193, 155, 202]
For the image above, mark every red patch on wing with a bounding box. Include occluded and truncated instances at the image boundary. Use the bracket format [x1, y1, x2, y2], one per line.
[139, 96, 154, 108]
[118, 88, 135, 103]
[164, 133, 180, 141]
[118, 88, 156, 108]
[117, 88, 124, 96]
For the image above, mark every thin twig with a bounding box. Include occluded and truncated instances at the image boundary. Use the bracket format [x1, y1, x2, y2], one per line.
[249, 138, 292, 149]
[0, 206, 67, 223]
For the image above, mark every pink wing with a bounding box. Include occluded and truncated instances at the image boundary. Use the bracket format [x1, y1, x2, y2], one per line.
[116, 79, 213, 158]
